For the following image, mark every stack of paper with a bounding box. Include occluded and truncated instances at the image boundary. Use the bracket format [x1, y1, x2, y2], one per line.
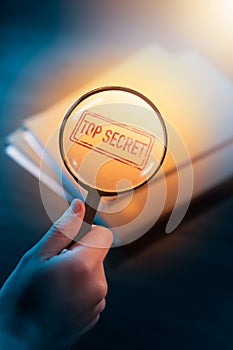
[5, 45, 233, 246]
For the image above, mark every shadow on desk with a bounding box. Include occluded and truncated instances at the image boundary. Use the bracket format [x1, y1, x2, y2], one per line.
[108, 176, 233, 268]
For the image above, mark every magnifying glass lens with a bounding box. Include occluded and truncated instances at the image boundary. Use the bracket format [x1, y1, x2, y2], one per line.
[60, 87, 167, 243]
[61, 88, 167, 195]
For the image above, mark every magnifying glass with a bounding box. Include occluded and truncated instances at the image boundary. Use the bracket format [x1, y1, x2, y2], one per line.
[59, 86, 167, 243]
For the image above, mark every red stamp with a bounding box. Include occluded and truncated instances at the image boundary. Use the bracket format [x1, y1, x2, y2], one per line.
[70, 111, 155, 170]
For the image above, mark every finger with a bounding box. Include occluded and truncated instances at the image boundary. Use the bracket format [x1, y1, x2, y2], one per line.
[94, 298, 106, 315]
[81, 300, 105, 331]
[70, 225, 113, 263]
[35, 199, 85, 259]
[78, 299, 106, 330]
[79, 314, 100, 337]
[69, 314, 100, 345]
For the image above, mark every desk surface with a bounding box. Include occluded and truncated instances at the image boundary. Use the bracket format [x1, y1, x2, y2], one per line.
[0, 2, 233, 349]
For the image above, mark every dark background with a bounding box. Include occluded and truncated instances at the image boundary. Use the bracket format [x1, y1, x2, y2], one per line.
[0, 1, 233, 349]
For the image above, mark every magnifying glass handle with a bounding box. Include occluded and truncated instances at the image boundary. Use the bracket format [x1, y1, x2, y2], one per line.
[68, 190, 101, 246]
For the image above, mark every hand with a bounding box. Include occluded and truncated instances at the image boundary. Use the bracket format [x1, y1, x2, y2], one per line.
[0, 199, 113, 350]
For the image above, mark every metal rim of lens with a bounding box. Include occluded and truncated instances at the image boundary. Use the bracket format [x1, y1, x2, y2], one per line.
[59, 86, 168, 196]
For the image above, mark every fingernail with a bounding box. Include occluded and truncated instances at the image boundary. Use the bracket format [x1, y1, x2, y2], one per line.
[71, 199, 82, 214]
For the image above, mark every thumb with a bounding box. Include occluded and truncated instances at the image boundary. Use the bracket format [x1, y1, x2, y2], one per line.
[35, 199, 85, 259]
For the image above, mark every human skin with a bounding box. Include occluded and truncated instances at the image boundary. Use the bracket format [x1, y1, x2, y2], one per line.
[0, 199, 113, 349]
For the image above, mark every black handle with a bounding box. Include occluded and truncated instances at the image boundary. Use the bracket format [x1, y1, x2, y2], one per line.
[75, 190, 101, 241]
[66, 190, 101, 249]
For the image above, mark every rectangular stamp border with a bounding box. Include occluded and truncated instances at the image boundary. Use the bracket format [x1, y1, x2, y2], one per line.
[70, 110, 155, 170]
